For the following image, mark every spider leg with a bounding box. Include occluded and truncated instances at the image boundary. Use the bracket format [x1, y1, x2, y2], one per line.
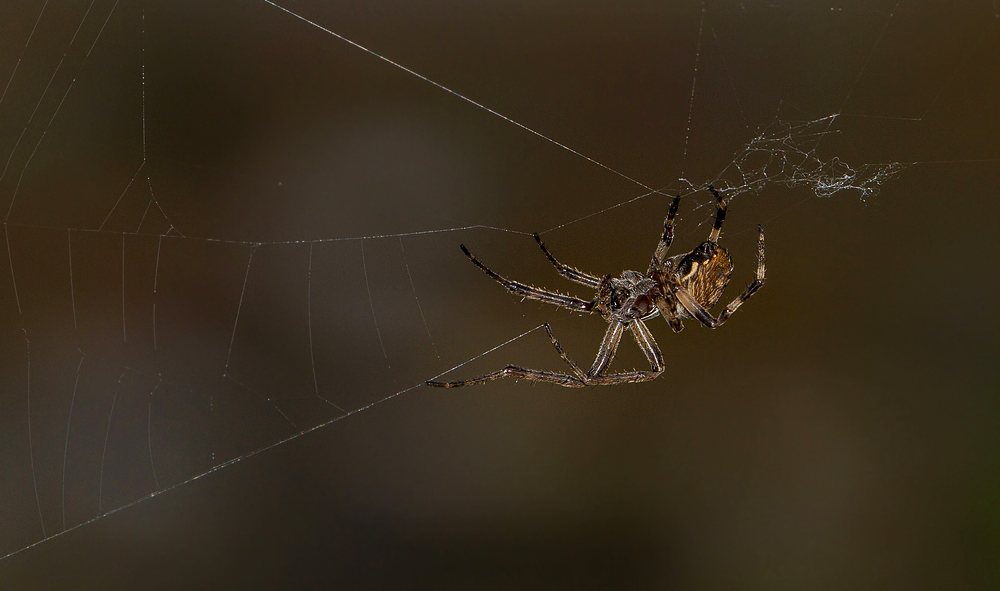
[653, 294, 685, 333]
[707, 185, 727, 242]
[540, 322, 588, 380]
[460, 244, 594, 313]
[628, 319, 664, 371]
[586, 321, 626, 377]
[672, 224, 766, 328]
[425, 323, 587, 388]
[648, 195, 682, 274]
[425, 320, 664, 388]
[426, 365, 586, 388]
[585, 319, 665, 385]
[533, 233, 602, 288]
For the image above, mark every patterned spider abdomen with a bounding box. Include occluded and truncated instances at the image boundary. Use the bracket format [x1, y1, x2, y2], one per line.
[672, 241, 734, 310]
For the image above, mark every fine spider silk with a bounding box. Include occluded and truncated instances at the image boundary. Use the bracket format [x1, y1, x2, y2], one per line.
[427, 187, 766, 388]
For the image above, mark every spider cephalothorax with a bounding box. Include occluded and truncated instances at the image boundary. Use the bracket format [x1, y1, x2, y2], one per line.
[593, 271, 659, 322]
[428, 187, 765, 388]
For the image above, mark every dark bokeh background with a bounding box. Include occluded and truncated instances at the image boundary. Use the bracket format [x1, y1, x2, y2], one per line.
[0, 0, 997, 588]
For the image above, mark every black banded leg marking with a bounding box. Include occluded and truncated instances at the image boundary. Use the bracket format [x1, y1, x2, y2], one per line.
[708, 185, 727, 243]
[650, 195, 682, 274]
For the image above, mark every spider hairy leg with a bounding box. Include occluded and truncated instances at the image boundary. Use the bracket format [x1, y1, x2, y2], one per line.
[632, 319, 663, 370]
[650, 195, 682, 273]
[540, 322, 588, 379]
[586, 321, 624, 377]
[426, 323, 587, 388]
[425, 320, 664, 388]
[459, 244, 594, 312]
[708, 185, 727, 242]
[426, 365, 586, 388]
[582, 319, 664, 385]
[532, 233, 602, 288]
[653, 294, 685, 333]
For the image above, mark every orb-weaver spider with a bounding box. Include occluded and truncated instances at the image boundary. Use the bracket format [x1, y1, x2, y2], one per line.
[427, 187, 765, 388]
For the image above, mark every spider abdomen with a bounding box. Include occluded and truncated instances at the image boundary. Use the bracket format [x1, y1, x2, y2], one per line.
[671, 242, 734, 310]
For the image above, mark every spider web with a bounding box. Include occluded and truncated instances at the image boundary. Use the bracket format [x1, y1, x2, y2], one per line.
[0, 0, 996, 580]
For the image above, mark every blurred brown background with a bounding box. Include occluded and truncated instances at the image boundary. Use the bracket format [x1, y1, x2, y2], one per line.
[0, 0, 997, 588]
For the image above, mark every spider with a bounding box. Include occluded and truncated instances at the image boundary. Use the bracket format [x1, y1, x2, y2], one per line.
[426, 187, 766, 388]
